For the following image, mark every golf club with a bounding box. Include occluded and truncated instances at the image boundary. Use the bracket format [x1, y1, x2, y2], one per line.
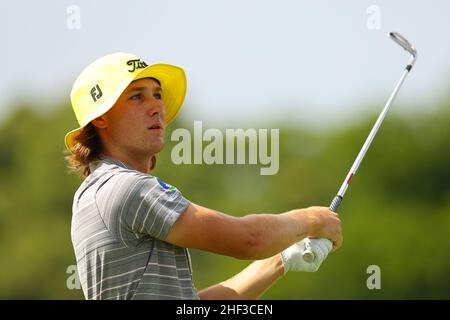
[302, 32, 418, 262]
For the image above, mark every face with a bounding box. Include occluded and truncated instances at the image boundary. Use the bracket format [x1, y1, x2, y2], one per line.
[95, 78, 166, 158]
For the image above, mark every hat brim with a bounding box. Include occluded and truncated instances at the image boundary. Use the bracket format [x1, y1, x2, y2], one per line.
[65, 63, 186, 150]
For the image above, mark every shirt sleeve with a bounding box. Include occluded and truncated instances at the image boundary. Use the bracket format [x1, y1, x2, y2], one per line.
[97, 172, 190, 242]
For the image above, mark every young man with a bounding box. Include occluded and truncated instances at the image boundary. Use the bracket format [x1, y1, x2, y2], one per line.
[65, 53, 342, 300]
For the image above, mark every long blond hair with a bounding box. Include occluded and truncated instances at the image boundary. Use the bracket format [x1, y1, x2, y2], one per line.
[65, 123, 157, 178]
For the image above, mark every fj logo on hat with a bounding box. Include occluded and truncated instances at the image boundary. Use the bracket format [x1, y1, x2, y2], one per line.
[90, 84, 103, 102]
[127, 59, 148, 72]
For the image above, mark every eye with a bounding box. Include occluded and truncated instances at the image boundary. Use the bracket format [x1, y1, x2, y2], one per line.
[154, 93, 162, 100]
[130, 93, 142, 101]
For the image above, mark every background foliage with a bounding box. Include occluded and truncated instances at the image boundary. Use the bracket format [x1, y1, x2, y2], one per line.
[0, 97, 449, 299]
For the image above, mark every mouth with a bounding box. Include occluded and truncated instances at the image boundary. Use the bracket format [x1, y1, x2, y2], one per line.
[148, 122, 164, 131]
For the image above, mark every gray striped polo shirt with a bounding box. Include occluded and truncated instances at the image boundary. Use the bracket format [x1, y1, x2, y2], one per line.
[71, 157, 198, 300]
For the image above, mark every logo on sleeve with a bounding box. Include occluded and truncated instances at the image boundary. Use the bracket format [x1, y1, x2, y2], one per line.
[156, 177, 176, 192]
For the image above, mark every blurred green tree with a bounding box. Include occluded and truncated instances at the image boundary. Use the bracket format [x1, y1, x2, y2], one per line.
[0, 97, 448, 299]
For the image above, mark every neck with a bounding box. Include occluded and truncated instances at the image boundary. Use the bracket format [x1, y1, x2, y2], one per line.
[102, 149, 154, 173]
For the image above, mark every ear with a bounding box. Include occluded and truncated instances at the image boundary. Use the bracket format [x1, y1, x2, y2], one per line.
[91, 116, 108, 129]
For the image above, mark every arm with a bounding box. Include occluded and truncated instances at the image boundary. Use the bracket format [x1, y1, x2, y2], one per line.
[166, 203, 342, 260]
[198, 238, 333, 300]
[198, 254, 284, 300]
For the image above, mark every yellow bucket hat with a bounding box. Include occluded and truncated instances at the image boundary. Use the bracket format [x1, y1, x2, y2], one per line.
[65, 52, 186, 150]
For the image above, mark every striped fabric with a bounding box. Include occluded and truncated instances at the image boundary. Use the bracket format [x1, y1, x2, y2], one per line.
[71, 157, 198, 300]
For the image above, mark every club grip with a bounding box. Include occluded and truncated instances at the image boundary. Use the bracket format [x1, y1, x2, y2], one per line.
[301, 195, 343, 262]
[301, 238, 315, 263]
[329, 195, 343, 213]
[301, 238, 333, 263]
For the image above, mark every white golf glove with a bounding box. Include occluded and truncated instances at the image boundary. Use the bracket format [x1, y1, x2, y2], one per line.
[280, 238, 332, 273]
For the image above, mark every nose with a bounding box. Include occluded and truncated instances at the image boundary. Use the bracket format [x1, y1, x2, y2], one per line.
[146, 97, 166, 120]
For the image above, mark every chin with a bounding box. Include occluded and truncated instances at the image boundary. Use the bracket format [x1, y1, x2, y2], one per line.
[150, 140, 165, 153]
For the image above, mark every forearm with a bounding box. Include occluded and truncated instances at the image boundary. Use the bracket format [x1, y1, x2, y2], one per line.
[168, 204, 313, 260]
[168, 203, 341, 261]
[198, 254, 284, 300]
[240, 210, 312, 260]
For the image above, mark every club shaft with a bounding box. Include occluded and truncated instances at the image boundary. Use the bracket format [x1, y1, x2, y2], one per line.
[302, 66, 412, 263]
[302, 33, 417, 263]
[336, 67, 411, 201]
[301, 67, 412, 263]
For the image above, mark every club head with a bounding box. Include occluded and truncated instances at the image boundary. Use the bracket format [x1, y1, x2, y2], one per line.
[389, 32, 417, 57]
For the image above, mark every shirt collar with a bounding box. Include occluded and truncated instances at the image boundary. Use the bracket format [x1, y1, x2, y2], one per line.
[89, 156, 133, 172]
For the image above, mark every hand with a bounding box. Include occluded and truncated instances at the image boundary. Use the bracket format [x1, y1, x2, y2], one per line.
[280, 238, 332, 273]
[301, 206, 343, 250]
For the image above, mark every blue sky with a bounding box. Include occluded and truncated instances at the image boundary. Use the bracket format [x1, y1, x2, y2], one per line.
[0, 0, 449, 128]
